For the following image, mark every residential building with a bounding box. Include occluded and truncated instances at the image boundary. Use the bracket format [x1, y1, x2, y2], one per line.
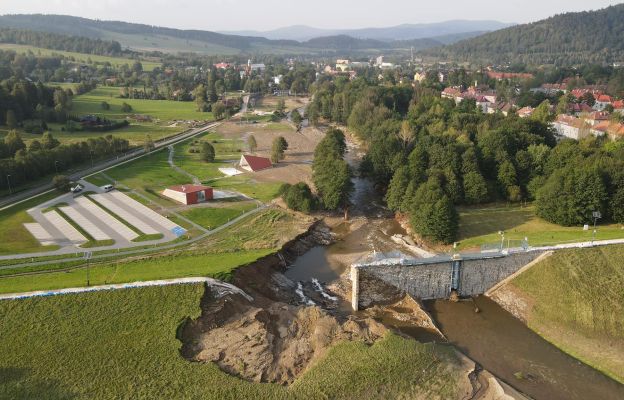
[594, 95, 614, 111]
[517, 106, 535, 118]
[552, 115, 591, 140]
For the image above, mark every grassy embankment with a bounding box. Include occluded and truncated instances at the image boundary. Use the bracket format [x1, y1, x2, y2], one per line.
[0, 209, 306, 294]
[504, 245, 624, 383]
[0, 191, 62, 255]
[0, 284, 461, 399]
[0, 44, 162, 71]
[457, 204, 624, 250]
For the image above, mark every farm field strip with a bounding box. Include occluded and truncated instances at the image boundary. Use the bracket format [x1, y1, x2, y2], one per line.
[75, 197, 138, 241]
[90, 193, 160, 235]
[110, 191, 179, 231]
[42, 211, 87, 244]
[23, 223, 56, 246]
[58, 206, 110, 241]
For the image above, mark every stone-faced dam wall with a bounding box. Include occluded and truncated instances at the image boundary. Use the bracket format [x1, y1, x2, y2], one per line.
[351, 251, 544, 310]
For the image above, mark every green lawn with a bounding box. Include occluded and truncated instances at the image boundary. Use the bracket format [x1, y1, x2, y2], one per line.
[174, 131, 244, 182]
[0, 191, 62, 255]
[180, 202, 258, 230]
[209, 176, 283, 203]
[510, 245, 624, 383]
[101, 148, 187, 205]
[18, 123, 179, 147]
[0, 284, 461, 399]
[72, 86, 212, 121]
[457, 204, 624, 250]
[0, 44, 162, 71]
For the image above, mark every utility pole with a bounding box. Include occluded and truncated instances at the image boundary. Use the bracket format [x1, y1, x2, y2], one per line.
[54, 160, 59, 173]
[84, 251, 92, 286]
[6, 175, 12, 194]
[592, 211, 602, 244]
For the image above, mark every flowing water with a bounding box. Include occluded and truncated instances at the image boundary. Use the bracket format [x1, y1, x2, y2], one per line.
[284, 137, 624, 399]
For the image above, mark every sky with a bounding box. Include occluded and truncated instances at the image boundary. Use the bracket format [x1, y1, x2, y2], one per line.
[1, 0, 622, 31]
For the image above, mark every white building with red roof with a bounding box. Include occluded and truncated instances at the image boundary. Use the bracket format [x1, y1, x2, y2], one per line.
[594, 95, 614, 111]
[163, 184, 214, 205]
[239, 154, 273, 172]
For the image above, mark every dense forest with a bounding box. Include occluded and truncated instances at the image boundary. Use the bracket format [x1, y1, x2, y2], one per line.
[309, 77, 624, 244]
[0, 28, 122, 56]
[423, 4, 624, 66]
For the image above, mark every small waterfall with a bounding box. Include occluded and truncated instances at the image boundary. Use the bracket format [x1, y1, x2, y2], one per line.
[311, 278, 338, 301]
[295, 282, 315, 306]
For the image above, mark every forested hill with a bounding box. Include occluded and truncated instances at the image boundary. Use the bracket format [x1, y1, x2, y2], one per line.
[0, 28, 122, 56]
[423, 4, 624, 66]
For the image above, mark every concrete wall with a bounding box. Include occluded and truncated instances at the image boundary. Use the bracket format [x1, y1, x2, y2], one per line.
[353, 251, 544, 310]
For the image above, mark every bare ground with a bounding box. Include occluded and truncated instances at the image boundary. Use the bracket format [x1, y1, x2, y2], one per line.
[216, 120, 325, 186]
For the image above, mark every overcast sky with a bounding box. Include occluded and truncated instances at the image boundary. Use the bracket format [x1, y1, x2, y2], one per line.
[2, 0, 622, 31]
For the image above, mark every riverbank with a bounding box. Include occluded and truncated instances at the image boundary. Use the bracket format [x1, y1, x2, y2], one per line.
[487, 245, 624, 384]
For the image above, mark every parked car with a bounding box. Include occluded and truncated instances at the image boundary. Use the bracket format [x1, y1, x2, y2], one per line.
[102, 184, 114, 192]
[70, 184, 83, 193]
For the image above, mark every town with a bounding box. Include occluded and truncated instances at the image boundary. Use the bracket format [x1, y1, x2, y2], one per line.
[0, 3, 623, 400]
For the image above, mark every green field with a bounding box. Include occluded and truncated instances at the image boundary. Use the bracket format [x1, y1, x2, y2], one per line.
[0, 191, 62, 255]
[72, 86, 212, 121]
[180, 203, 258, 230]
[0, 284, 461, 399]
[0, 44, 162, 71]
[457, 204, 624, 250]
[510, 245, 624, 383]
[174, 132, 244, 182]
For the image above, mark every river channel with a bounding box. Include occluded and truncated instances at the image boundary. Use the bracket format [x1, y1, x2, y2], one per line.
[284, 137, 624, 399]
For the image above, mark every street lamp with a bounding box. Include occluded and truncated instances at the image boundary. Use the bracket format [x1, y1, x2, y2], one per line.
[499, 230, 505, 251]
[54, 160, 59, 173]
[6, 175, 12, 194]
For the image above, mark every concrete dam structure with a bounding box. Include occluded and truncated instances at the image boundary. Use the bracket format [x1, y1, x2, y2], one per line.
[350, 250, 546, 311]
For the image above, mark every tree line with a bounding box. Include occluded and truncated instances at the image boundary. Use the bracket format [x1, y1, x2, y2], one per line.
[0, 131, 129, 191]
[308, 77, 624, 244]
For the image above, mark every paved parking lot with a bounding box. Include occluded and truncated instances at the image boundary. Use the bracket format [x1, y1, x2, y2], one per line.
[24, 183, 183, 251]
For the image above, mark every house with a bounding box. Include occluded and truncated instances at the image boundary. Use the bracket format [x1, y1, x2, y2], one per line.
[441, 87, 462, 101]
[585, 111, 610, 126]
[414, 72, 426, 83]
[239, 154, 272, 172]
[486, 71, 533, 81]
[552, 115, 591, 140]
[567, 102, 594, 116]
[214, 62, 232, 69]
[591, 121, 624, 139]
[487, 102, 513, 116]
[162, 184, 213, 205]
[517, 106, 535, 118]
[613, 100, 624, 114]
[594, 95, 613, 111]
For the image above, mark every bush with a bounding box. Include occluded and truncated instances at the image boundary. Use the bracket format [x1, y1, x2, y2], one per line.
[52, 175, 70, 192]
[101, 101, 110, 110]
[121, 102, 132, 113]
[281, 182, 316, 213]
[200, 142, 215, 162]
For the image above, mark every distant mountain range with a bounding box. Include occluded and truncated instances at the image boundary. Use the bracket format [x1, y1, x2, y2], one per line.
[221, 21, 514, 42]
[0, 14, 509, 56]
[424, 4, 624, 65]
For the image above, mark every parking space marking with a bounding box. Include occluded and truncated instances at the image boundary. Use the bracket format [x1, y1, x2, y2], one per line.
[59, 206, 110, 241]
[91, 193, 161, 235]
[23, 223, 56, 246]
[75, 197, 138, 241]
[109, 192, 179, 231]
[43, 211, 87, 244]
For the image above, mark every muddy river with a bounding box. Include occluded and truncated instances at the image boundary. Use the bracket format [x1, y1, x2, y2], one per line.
[285, 137, 624, 400]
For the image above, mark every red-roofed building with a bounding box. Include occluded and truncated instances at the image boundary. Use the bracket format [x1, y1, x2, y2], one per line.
[214, 62, 232, 70]
[517, 106, 535, 118]
[614, 100, 624, 114]
[594, 95, 614, 111]
[239, 154, 273, 172]
[586, 111, 610, 126]
[591, 121, 624, 139]
[486, 71, 533, 81]
[163, 184, 213, 205]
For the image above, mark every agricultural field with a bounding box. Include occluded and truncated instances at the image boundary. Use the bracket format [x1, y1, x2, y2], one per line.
[0, 43, 162, 71]
[253, 95, 307, 113]
[505, 245, 624, 383]
[72, 86, 212, 121]
[457, 204, 624, 250]
[0, 191, 62, 255]
[0, 284, 461, 399]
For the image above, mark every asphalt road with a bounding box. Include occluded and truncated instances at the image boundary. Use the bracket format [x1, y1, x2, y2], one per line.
[0, 122, 221, 210]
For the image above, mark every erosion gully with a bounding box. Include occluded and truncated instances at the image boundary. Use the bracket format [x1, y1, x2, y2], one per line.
[284, 138, 624, 400]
